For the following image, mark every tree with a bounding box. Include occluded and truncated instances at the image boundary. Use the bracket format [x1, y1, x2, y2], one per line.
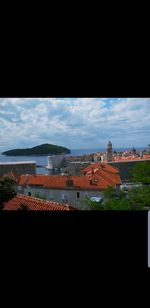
[131, 161, 150, 184]
[104, 198, 133, 210]
[128, 186, 150, 209]
[0, 177, 16, 208]
[103, 186, 116, 199]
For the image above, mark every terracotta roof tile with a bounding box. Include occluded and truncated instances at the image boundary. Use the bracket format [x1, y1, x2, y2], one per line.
[18, 163, 121, 191]
[83, 162, 119, 174]
[3, 194, 76, 211]
[19, 175, 33, 186]
[44, 174, 120, 190]
[27, 174, 48, 186]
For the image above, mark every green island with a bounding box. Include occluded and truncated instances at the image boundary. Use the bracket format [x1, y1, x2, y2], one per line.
[2, 144, 71, 156]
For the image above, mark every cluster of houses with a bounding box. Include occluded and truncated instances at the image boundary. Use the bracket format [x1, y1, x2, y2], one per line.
[2, 141, 150, 211]
[2, 162, 121, 210]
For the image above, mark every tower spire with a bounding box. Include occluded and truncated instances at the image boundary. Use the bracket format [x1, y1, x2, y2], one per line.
[107, 141, 113, 162]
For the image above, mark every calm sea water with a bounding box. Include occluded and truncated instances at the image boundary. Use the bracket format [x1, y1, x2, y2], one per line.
[0, 147, 146, 175]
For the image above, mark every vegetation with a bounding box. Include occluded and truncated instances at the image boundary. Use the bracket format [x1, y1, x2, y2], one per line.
[127, 186, 150, 209]
[85, 187, 150, 210]
[84, 161, 150, 210]
[2, 143, 71, 156]
[0, 177, 16, 208]
[103, 186, 116, 199]
[83, 197, 105, 210]
[130, 161, 150, 184]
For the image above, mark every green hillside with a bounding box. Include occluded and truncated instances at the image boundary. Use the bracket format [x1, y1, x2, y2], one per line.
[2, 144, 71, 156]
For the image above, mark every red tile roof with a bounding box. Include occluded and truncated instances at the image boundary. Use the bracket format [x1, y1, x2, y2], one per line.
[3, 194, 76, 211]
[18, 174, 120, 190]
[72, 175, 112, 190]
[17, 163, 121, 191]
[25, 174, 48, 186]
[114, 156, 150, 162]
[43, 174, 120, 190]
[143, 155, 150, 159]
[83, 162, 119, 175]
[19, 174, 33, 186]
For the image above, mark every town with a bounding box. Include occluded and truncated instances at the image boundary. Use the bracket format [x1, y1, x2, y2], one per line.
[0, 141, 150, 211]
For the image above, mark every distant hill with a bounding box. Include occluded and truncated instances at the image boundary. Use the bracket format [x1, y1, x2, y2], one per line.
[2, 144, 71, 156]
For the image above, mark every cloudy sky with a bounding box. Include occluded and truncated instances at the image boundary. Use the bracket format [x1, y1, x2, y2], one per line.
[0, 97, 150, 152]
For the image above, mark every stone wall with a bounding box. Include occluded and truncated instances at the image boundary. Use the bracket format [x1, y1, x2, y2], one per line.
[22, 186, 104, 210]
[108, 160, 150, 182]
[0, 162, 36, 176]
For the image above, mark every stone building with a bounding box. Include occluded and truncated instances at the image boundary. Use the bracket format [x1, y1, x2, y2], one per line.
[108, 159, 150, 182]
[0, 161, 36, 177]
[17, 163, 121, 210]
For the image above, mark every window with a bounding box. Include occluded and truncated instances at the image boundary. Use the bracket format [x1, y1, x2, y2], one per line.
[77, 192, 80, 199]
[28, 192, 31, 196]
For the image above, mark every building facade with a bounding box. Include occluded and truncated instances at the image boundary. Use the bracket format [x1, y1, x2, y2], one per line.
[17, 163, 121, 210]
[0, 161, 36, 177]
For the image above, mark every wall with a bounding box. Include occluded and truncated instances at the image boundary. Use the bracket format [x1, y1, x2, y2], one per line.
[22, 186, 104, 210]
[108, 160, 150, 182]
[0, 163, 36, 176]
[47, 155, 65, 169]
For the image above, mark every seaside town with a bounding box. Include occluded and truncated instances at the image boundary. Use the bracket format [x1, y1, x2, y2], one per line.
[1, 141, 150, 211]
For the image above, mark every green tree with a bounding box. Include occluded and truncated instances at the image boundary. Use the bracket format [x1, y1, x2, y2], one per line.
[128, 186, 150, 209]
[103, 186, 116, 199]
[104, 198, 133, 210]
[131, 161, 150, 184]
[0, 177, 16, 209]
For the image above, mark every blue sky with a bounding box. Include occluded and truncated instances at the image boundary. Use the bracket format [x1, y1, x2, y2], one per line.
[0, 97, 150, 152]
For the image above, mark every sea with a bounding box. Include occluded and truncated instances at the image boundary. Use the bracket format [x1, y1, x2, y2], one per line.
[0, 147, 146, 175]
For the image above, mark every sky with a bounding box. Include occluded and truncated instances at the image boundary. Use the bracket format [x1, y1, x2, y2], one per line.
[0, 97, 150, 152]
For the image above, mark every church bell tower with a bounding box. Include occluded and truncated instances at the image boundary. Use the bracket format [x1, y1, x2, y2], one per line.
[107, 141, 113, 162]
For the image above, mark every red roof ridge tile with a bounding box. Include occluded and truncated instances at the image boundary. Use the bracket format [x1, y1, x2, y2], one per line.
[3, 193, 76, 211]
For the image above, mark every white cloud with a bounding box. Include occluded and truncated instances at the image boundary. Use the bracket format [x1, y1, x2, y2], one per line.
[0, 97, 150, 152]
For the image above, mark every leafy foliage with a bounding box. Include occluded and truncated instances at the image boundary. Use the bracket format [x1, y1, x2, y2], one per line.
[131, 161, 150, 184]
[104, 198, 133, 210]
[103, 186, 116, 199]
[127, 186, 150, 208]
[83, 185, 150, 210]
[83, 161, 150, 210]
[0, 177, 16, 207]
[83, 197, 105, 210]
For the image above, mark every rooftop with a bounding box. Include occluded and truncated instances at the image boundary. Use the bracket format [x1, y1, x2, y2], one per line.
[18, 162, 121, 190]
[110, 156, 150, 163]
[3, 194, 76, 211]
